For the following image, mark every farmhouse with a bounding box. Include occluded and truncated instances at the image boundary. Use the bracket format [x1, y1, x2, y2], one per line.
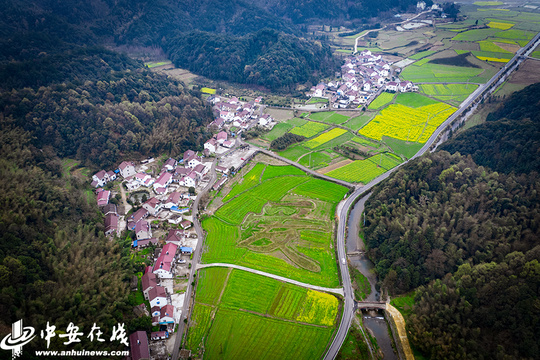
[135, 220, 152, 240]
[153, 172, 172, 191]
[216, 131, 228, 144]
[165, 229, 185, 244]
[128, 208, 149, 230]
[104, 214, 119, 236]
[129, 331, 150, 360]
[92, 170, 108, 188]
[163, 158, 177, 171]
[163, 192, 182, 209]
[204, 138, 217, 153]
[96, 190, 110, 207]
[143, 197, 162, 216]
[159, 305, 176, 328]
[118, 161, 136, 178]
[141, 270, 159, 300]
[148, 286, 167, 308]
[150, 331, 168, 341]
[153, 243, 178, 278]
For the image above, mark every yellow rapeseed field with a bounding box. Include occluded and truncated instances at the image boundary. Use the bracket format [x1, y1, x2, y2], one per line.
[359, 103, 456, 143]
[296, 290, 339, 326]
[304, 128, 347, 149]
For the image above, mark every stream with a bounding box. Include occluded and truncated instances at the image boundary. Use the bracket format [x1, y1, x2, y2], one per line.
[347, 194, 398, 360]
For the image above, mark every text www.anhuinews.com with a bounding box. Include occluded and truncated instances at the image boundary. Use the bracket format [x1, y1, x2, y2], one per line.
[35, 350, 129, 356]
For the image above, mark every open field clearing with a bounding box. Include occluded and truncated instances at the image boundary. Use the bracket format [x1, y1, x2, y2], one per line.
[420, 83, 479, 105]
[409, 50, 438, 60]
[263, 122, 294, 141]
[309, 111, 350, 124]
[278, 144, 311, 161]
[304, 128, 348, 149]
[478, 40, 512, 52]
[325, 153, 402, 183]
[289, 121, 329, 137]
[368, 92, 394, 110]
[394, 93, 439, 108]
[203, 164, 348, 287]
[452, 28, 502, 41]
[298, 151, 332, 168]
[343, 114, 375, 131]
[187, 268, 339, 359]
[359, 103, 456, 142]
[307, 97, 328, 104]
[224, 163, 265, 201]
[400, 62, 484, 83]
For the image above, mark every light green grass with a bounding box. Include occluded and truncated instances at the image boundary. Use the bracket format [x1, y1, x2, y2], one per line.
[451, 28, 502, 41]
[419, 83, 479, 105]
[383, 136, 423, 159]
[195, 267, 230, 305]
[261, 165, 306, 180]
[293, 178, 349, 202]
[298, 151, 332, 168]
[496, 29, 535, 40]
[224, 163, 265, 201]
[390, 291, 416, 320]
[205, 308, 334, 360]
[278, 145, 311, 162]
[309, 132, 354, 152]
[289, 122, 329, 138]
[309, 111, 350, 124]
[343, 114, 375, 131]
[144, 60, 172, 68]
[394, 93, 440, 108]
[308, 97, 329, 104]
[186, 304, 214, 352]
[352, 137, 381, 148]
[477, 40, 511, 53]
[263, 122, 294, 141]
[400, 63, 484, 83]
[325, 113, 350, 124]
[409, 50, 437, 60]
[367, 92, 394, 110]
[220, 270, 281, 314]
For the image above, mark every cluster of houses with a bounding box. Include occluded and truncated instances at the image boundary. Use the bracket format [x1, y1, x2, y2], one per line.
[92, 149, 210, 238]
[206, 94, 275, 134]
[307, 50, 417, 108]
[203, 130, 233, 155]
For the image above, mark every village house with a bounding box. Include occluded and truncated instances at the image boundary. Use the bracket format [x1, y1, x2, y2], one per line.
[141, 269, 159, 300]
[150, 331, 168, 341]
[163, 192, 182, 209]
[165, 229, 185, 244]
[118, 161, 136, 178]
[204, 138, 217, 153]
[216, 165, 229, 174]
[399, 81, 413, 92]
[159, 305, 176, 328]
[128, 208, 149, 230]
[129, 331, 150, 360]
[104, 213, 119, 236]
[216, 131, 228, 144]
[135, 220, 152, 240]
[153, 243, 178, 279]
[163, 158, 177, 172]
[134, 172, 154, 187]
[142, 197, 162, 216]
[185, 154, 202, 169]
[148, 286, 167, 308]
[103, 204, 117, 216]
[97, 190, 110, 207]
[153, 172, 172, 192]
[92, 170, 108, 188]
[133, 238, 158, 249]
[386, 81, 398, 92]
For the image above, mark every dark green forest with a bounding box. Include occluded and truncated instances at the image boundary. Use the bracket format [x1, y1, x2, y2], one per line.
[166, 29, 338, 91]
[363, 84, 540, 359]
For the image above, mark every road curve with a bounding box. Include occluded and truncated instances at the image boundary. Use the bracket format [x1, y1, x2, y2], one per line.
[196, 263, 345, 296]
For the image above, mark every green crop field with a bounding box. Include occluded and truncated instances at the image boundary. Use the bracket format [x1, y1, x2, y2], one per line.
[359, 103, 456, 143]
[383, 136, 423, 159]
[474, 1, 503, 5]
[352, 137, 381, 148]
[304, 128, 348, 149]
[309, 111, 350, 124]
[298, 151, 332, 168]
[202, 163, 348, 287]
[187, 268, 340, 359]
[195, 267, 230, 305]
[293, 178, 349, 202]
[309, 131, 354, 152]
[412, 57, 431, 66]
[344, 114, 375, 131]
[477, 40, 511, 53]
[224, 163, 265, 201]
[289, 122, 329, 137]
[487, 21, 514, 30]
[400, 63, 484, 83]
[278, 144, 311, 161]
[261, 165, 305, 180]
[325, 153, 402, 183]
[263, 122, 294, 141]
[452, 28, 502, 41]
[308, 97, 329, 104]
[497, 29, 535, 40]
[205, 308, 334, 360]
[394, 92, 440, 108]
[368, 92, 394, 110]
[409, 50, 437, 60]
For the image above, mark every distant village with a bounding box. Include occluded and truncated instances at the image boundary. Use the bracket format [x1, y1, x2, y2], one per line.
[307, 50, 418, 108]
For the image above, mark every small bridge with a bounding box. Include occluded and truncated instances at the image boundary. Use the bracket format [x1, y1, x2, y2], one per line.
[347, 251, 366, 256]
[356, 301, 387, 310]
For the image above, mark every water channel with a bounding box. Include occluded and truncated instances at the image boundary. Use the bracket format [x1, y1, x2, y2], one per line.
[347, 194, 398, 360]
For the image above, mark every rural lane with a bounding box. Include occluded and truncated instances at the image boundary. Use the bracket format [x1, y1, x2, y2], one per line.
[196, 263, 344, 295]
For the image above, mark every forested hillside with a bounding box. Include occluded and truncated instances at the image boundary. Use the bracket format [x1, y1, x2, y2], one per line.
[166, 29, 338, 91]
[363, 84, 540, 359]
[441, 83, 540, 174]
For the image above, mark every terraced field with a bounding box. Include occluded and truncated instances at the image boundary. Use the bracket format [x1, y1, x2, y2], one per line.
[368, 92, 394, 110]
[359, 102, 456, 143]
[187, 268, 339, 359]
[202, 163, 348, 287]
[420, 83, 479, 104]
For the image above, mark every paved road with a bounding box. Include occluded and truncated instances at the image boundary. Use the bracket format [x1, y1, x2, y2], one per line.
[196, 263, 344, 295]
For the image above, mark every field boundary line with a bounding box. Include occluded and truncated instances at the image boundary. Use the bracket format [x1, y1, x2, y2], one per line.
[197, 263, 345, 296]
